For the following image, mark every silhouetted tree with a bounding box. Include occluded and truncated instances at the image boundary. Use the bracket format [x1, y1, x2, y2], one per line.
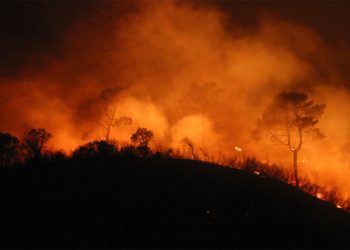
[113, 115, 132, 137]
[23, 128, 52, 159]
[0, 133, 22, 166]
[119, 145, 137, 158]
[72, 140, 117, 159]
[255, 92, 326, 188]
[131, 128, 154, 147]
[92, 87, 132, 141]
[181, 137, 198, 160]
[131, 127, 154, 157]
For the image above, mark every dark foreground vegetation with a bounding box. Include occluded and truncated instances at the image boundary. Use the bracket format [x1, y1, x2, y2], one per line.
[0, 148, 350, 249]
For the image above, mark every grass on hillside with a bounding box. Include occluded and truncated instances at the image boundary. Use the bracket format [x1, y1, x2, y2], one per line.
[0, 146, 350, 248]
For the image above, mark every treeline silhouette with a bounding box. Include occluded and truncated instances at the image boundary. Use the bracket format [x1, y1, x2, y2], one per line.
[1, 127, 350, 248]
[1, 127, 349, 212]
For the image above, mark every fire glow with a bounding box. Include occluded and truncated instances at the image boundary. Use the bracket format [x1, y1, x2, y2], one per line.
[235, 147, 242, 152]
[1, 1, 350, 204]
[316, 193, 325, 200]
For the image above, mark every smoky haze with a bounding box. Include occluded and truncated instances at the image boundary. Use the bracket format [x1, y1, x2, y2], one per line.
[1, 1, 350, 198]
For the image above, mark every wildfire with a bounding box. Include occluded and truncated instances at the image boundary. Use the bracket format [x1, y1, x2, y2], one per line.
[0, 0, 350, 212]
[316, 193, 325, 200]
[234, 146, 242, 152]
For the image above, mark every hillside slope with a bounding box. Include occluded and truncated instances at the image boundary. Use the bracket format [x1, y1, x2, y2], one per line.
[0, 157, 349, 248]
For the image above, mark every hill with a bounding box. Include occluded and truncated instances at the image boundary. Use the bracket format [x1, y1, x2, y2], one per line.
[0, 156, 349, 248]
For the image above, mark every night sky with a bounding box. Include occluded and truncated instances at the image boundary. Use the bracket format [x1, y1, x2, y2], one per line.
[1, 1, 350, 79]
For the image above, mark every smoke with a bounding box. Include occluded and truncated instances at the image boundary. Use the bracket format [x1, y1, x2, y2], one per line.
[0, 1, 350, 197]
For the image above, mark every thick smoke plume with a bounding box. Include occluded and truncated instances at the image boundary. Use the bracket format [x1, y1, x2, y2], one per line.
[0, 1, 350, 198]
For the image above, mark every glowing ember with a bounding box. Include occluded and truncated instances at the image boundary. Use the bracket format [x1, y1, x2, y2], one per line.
[316, 193, 324, 200]
[336, 204, 342, 209]
[254, 171, 260, 175]
[234, 146, 242, 152]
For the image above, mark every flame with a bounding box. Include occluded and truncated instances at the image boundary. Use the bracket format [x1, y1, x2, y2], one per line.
[316, 193, 325, 200]
[0, 1, 350, 203]
[235, 147, 242, 152]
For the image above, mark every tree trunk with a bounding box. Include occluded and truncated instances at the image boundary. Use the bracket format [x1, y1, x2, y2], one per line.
[293, 150, 300, 188]
[105, 107, 117, 142]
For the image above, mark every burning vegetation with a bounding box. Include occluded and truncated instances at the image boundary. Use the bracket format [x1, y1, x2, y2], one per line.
[1, 1, 350, 211]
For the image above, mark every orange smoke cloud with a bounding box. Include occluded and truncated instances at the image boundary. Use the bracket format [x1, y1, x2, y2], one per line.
[0, 1, 349, 198]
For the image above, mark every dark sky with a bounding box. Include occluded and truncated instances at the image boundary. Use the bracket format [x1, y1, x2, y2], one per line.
[1, 1, 350, 78]
[215, 0, 350, 44]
